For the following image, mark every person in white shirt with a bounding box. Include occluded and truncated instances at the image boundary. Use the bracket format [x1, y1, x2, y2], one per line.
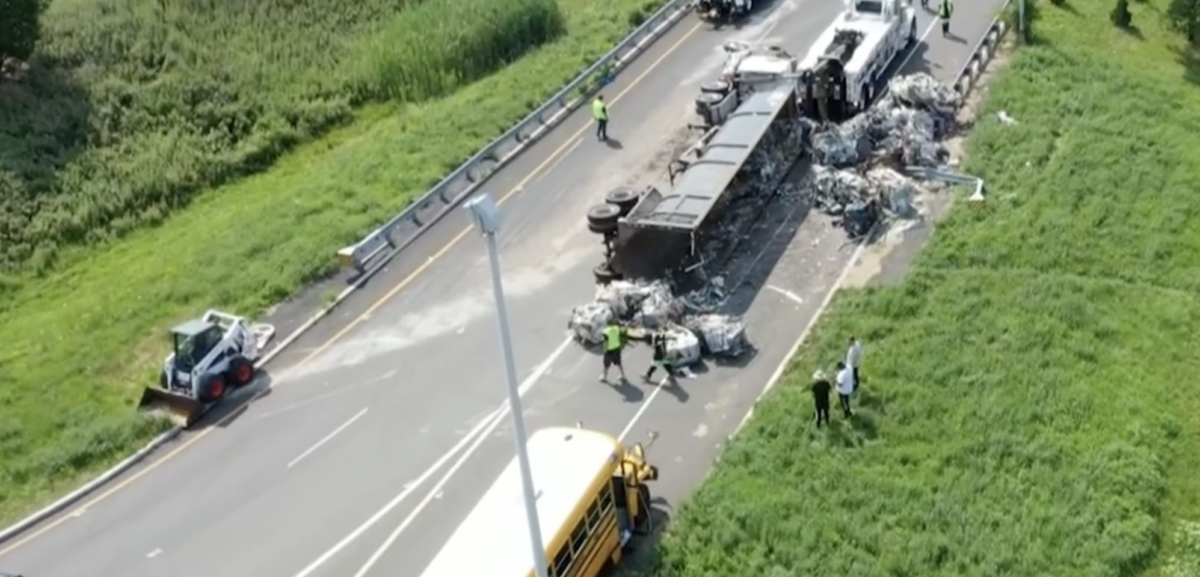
[846, 336, 863, 392]
[835, 361, 854, 418]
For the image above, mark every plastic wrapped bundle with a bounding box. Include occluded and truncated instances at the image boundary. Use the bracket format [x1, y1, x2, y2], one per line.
[568, 302, 613, 344]
[811, 122, 869, 167]
[888, 73, 961, 117]
[636, 285, 682, 329]
[684, 314, 749, 356]
[664, 326, 702, 366]
[866, 167, 918, 217]
[811, 166, 877, 213]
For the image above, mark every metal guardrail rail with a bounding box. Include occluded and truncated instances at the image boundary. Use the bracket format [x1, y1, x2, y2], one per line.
[336, 0, 695, 274]
[951, 0, 1011, 96]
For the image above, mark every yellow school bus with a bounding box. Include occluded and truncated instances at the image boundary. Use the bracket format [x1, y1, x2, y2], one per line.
[418, 426, 660, 577]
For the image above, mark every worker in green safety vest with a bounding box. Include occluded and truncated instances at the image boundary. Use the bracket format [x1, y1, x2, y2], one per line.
[599, 318, 627, 382]
[938, 0, 954, 37]
[592, 95, 609, 141]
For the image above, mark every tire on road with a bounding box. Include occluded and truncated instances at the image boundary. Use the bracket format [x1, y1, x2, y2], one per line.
[694, 92, 724, 115]
[699, 79, 731, 95]
[199, 373, 227, 403]
[593, 264, 619, 284]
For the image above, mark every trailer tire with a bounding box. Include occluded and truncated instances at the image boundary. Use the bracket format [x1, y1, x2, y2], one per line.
[700, 80, 731, 95]
[587, 203, 621, 228]
[694, 92, 724, 116]
[588, 220, 617, 235]
[200, 373, 227, 403]
[229, 356, 255, 386]
[593, 264, 619, 284]
[605, 187, 640, 217]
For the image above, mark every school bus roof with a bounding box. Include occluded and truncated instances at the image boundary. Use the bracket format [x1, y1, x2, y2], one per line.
[418, 427, 623, 577]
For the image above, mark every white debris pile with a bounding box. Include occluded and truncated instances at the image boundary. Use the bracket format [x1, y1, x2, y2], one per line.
[567, 279, 750, 364]
[683, 314, 749, 357]
[805, 73, 961, 220]
[810, 73, 959, 169]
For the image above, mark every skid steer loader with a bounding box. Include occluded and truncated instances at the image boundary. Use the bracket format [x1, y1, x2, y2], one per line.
[137, 310, 272, 427]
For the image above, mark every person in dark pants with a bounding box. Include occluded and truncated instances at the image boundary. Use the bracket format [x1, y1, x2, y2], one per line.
[938, 0, 954, 36]
[592, 95, 609, 141]
[643, 329, 675, 385]
[599, 319, 627, 382]
[835, 361, 854, 418]
[811, 370, 832, 426]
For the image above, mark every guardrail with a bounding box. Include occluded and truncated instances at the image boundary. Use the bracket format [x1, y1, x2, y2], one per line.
[337, 0, 696, 274]
[951, 0, 1012, 97]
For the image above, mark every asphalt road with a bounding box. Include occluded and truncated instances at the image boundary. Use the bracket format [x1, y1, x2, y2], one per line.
[0, 1, 1004, 576]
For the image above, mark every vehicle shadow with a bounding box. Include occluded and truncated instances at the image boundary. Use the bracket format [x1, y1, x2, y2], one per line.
[189, 369, 276, 429]
[610, 497, 676, 576]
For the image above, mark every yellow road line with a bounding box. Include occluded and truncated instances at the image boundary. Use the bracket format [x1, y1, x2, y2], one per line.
[0, 19, 706, 558]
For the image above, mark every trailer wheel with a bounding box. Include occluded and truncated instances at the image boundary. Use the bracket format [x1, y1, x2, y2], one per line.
[593, 264, 619, 284]
[200, 373, 227, 403]
[605, 187, 640, 217]
[587, 203, 621, 228]
[694, 92, 724, 116]
[229, 356, 255, 386]
[699, 80, 731, 95]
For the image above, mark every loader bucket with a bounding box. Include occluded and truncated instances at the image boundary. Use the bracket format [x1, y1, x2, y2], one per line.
[137, 388, 205, 427]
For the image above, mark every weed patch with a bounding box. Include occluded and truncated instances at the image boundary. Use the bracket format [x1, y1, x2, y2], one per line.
[637, 0, 1200, 574]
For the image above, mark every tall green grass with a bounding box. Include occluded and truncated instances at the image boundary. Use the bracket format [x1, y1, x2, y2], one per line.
[635, 0, 1200, 574]
[350, 0, 565, 102]
[0, 0, 562, 276]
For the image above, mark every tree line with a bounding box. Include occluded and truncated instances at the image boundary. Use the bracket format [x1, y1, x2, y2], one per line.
[0, 0, 44, 62]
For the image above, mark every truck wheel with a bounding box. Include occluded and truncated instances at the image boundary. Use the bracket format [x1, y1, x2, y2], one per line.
[593, 264, 619, 284]
[229, 356, 255, 386]
[587, 203, 621, 229]
[200, 373, 227, 403]
[588, 220, 617, 235]
[699, 80, 731, 95]
[605, 187, 640, 217]
[694, 92, 725, 116]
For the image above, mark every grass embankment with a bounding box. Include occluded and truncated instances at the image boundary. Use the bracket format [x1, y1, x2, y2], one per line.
[0, 0, 667, 524]
[641, 0, 1200, 575]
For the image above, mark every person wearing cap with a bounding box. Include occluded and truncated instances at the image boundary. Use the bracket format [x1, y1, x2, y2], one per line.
[643, 328, 676, 385]
[846, 335, 863, 392]
[811, 369, 832, 426]
[836, 361, 854, 418]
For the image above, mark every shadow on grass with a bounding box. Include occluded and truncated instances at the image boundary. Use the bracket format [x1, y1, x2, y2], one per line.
[0, 58, 92, 269]
[1172, 43, 1200, 84]
[1117, 22, 1146, 40]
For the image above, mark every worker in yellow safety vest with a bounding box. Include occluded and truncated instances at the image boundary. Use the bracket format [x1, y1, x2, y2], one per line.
[599, 318, 627, 383]
[592, 95, 609, 141]
[938, 0, 954, 37]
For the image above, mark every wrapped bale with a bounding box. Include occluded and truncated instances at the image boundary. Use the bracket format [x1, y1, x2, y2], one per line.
[684, 314, 749, 356]
[664, 325, 702, 366]
[636, 283, 682, 329]
[568, 302, 613, 344]
[888, 72, 961, 117]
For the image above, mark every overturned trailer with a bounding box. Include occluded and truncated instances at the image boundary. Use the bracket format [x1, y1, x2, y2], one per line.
[585, 83, 805, 284]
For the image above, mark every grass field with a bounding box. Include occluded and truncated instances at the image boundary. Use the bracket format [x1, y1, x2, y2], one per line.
[0, 0, 667, 524]
[638, 1, 1200, 576]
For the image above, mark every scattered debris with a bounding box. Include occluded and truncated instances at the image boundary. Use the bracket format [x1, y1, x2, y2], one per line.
[567, 280, 750, 365]
[804, 72, 964, 228]
[997, 110, 1018, 125]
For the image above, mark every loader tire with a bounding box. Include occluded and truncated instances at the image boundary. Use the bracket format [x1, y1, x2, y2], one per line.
[699, 80, 731, 95]
[586, 204, 620, 235]
[200, 373, 227, 403]
[229, 356, 255, 387]
[605, 187, 640, 217]
[159, 370, 169, 390]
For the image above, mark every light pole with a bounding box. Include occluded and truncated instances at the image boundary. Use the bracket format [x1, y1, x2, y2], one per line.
[463, 194, 550, 577]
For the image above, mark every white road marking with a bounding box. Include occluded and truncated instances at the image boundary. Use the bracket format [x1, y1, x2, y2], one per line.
[766, 284, 805, 305]
[257, 378, 386, 420]
[287, 408, 369, 469]
[290, 336, 575, 577]
[146, 549, 162, 559]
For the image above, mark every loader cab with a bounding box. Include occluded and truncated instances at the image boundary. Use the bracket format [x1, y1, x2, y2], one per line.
[170, 319, 224, 373]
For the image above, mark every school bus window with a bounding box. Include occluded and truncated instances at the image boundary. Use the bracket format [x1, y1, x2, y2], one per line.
[553, 545, 572, 576]
[570, 520, 587, 553]
[599, 483, 613, 510]
[585, 501, 600, 530]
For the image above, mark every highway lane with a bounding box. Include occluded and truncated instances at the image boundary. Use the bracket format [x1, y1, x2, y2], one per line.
[0, 1, 1004, 575]
[0, 1, 823, 576]
[320, 4, 1009, 577]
